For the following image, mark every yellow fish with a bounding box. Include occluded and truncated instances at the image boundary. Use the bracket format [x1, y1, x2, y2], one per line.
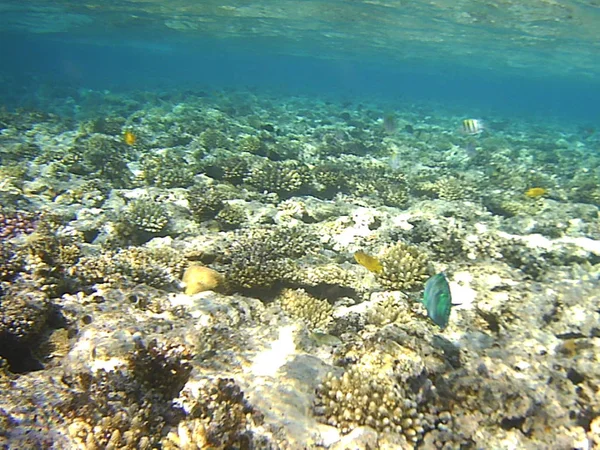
[124, 130, 137, 146]
[525, 187, 547, 198]
[354, 250, 383, 273]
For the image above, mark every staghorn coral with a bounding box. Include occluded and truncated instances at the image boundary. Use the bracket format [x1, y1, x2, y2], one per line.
[276, 288, 333, 331]
[199, 153, 252, 185]
[352, 165, 409, 207]
[312, 158, 409, 206]
[222, 241, 293, 292]
[568, 172, 600, 206]
[417, 175, 476, 201]
[199, 129, 230, 150]
[500, 240, 550, 280]
[60, 179, 110, 208]
[68, 133, 134, 188]
[376, 242, 430, 292]
[78, 116, 125, 135]
[313, 161, 354, 198]
[404, 217, 466, 262]
[22, 216, 82, 295]
[483, 195, 543, 218]
[239, 134, 267, 155]
[366, 294, 418, 327]
[288, 263, 363, 302]
[0, 141, 41, 163]
[129, 338, 193, 399]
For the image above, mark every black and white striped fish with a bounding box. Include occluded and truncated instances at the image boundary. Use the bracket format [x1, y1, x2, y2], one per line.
[462, 118, 484, 135]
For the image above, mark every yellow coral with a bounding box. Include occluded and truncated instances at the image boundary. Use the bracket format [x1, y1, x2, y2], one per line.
[182, 265, 223, 295]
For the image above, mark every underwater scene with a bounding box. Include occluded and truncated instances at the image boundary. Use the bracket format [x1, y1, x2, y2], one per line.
[1, 1, 600, 449]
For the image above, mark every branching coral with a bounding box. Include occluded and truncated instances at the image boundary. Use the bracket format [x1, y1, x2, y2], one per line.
[0, 284, 51, 372]
[0, 241, 24, 282]
[23, 216, 82, 295]
[188, 378, 259, 448]
[244, 160, 314, 198]
[187, 185, 227, 223]
[314, 343, 433, 445]
[73, 246, 186, 290]
[215, 203, 247, 230]
[276, 288, 333, 331]
[376, 242, 430, 292]
[61, 339, 193, 449]
[139, 151, 194, 188]
[64, 133, 134, 188]
[115, 198, 170, 244]
[218, 227, 315, 292]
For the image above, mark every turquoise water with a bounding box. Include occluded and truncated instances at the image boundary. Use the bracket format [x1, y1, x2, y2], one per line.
[2, 1, 600, 121]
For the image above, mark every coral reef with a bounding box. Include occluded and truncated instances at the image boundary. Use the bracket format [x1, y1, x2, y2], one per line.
[276, 288, 333, 331]
[67, 133, 134, 187]
[375, 242, 431, 292]
[73, 246, 186, 290]
[314, 342, 433, 445]
[60, 340, 192, 449]
[0, 241, 24, 282]
[0, 283, 51, 372]
[182, 377, 260, 448]
[245, 159, 314, 198]
[115, 197, 170, 243]
[0, 210, 38, 239]
[139, 151, 195, 188]
[187, 184, 227, 223]
[218, 227, 316, 292]
[22, 216, 83, 296]
[1, 87, 600, 449]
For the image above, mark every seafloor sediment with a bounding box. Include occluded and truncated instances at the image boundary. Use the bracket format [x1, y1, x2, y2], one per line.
[0, 88, 599, 449]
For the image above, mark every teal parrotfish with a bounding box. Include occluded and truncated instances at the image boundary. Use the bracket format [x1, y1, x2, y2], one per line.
[422, 273, 452, 329]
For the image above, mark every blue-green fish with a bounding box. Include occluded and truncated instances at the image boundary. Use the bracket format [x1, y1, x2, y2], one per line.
[422, 273, 452, 329]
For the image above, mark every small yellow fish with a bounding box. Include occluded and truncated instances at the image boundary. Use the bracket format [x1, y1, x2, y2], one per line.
[124, 130, 137, 146]
[354, 250, 383, 273]
[525, 187, 547, 198]
[462, 119, 484, 135]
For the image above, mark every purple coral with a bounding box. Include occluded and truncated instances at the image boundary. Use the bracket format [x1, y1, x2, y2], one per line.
[0, 210, 38, 240]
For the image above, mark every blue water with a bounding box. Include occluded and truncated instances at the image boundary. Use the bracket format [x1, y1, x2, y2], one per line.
[1, 2, 600, 124]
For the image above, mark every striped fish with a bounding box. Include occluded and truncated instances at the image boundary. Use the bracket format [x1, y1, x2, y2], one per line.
[462, 119, 484, 135]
